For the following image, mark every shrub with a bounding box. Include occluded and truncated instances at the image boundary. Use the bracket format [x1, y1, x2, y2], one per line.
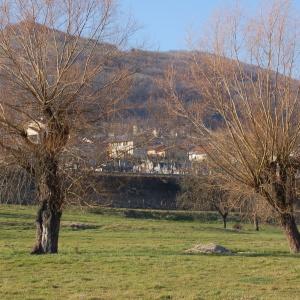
[233, 223, 243, 231]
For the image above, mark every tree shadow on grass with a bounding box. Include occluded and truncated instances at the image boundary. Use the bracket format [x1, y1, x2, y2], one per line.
[182, 250, 298, 258]
[0, 221, 34, 231]
[0, 212, 33, 220]
[234, 251, 298, 258]
[198, 226, 254, 235]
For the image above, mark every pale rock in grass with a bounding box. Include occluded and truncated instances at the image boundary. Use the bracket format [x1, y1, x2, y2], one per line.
[185, 243, 232, 254]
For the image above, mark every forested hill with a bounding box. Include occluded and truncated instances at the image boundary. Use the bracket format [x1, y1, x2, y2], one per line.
[112, 49, 198, 119]
[5, 22, 204, 123]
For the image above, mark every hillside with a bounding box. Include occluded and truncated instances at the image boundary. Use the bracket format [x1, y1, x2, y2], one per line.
[116, 49, 205, 119]
[2, 22, 202, 123]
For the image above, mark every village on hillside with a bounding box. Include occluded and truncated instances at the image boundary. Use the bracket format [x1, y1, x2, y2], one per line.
[26, 120, 208, 175]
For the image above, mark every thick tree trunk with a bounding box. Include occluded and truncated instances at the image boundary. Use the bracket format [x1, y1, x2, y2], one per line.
[31, 203, 62, 254]
[31, 155, 63, 254]
[280, 213, 300, 253]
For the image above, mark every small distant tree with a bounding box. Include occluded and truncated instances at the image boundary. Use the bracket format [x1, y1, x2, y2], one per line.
[178, 175, 231, 228]
[208, 180, 230, 229]
[0, 0, 134, 254]
[231, 191, 277, 231]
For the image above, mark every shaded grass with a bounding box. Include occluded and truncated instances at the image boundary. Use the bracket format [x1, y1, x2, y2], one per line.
[91, 207, 242, 223]
[0, 205, 300, 299]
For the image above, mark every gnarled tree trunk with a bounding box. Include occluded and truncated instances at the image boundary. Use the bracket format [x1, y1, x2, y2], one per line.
[31, 155, 62, 254]
[31, 202, 62, 254]
[264, 166, 300, 253]
[276, 174, 300, 253]
[279, 213, 300, 253]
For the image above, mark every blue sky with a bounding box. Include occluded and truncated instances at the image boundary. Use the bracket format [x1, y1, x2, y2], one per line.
[121, 0, 261, 51]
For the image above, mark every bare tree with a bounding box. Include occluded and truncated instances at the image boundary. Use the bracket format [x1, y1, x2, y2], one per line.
[0, 0, 134, 254]
[163, 0, 300, 252]
[226, 184, 277, 231]
[178, 174, 231, 229]
[208, 180, 230, 229]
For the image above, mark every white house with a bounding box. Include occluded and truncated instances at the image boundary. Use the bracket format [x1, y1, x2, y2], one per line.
[188, 147, 207, 162]
[147, 145, 166, 158]
[26, 120, 46, 143]
[82, 137, 93, 144]
[133, 159, 154, 173]
[108, 136, 134, 158]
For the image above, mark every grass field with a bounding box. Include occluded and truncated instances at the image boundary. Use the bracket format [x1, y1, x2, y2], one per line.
[1, 205, 300, 300]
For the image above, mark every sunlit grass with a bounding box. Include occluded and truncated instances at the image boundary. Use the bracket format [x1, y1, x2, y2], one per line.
[1, 205, 300, 299]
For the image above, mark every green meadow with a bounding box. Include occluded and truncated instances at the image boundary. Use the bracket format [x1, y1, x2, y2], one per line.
[1, 205, 300, 300]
